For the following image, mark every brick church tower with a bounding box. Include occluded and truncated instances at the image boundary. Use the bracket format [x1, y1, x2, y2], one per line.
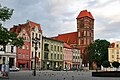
[52, 10, 94, 66]
[76, 10, 94, 66]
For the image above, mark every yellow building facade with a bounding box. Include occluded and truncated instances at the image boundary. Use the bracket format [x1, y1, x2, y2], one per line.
[108, 41, 120, 63]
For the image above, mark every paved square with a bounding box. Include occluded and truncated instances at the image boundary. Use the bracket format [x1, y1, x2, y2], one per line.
[1, 70, 120, 80]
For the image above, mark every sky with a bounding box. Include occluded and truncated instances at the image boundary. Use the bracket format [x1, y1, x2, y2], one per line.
[1, 0, 120, 42]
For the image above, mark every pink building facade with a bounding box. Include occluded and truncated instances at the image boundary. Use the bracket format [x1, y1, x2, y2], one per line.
[64, 43, 72, 70]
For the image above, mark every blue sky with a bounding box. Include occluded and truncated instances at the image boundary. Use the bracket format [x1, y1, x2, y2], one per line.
[1, 0, 120, 42]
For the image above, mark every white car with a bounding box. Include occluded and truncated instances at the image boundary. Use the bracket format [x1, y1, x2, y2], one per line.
[10, 66, 20, 71]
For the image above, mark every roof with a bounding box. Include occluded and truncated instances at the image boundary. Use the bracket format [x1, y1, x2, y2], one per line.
[109, 43, 115, 48]
[52, 32, 77, 45]
[64, 43, 72, 49]
[28, 20, 42, 33]
[43, 36, 64, 43]
[77, 10, 94, 19]
[10, 20, 42, 36]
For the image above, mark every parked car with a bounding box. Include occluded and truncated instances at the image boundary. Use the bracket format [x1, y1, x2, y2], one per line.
[52, 67, 61, 71]
[10, 66, 20, 71]
[63, 68, 70, 71]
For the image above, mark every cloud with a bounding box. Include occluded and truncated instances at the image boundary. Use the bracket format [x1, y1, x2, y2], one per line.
[1, 0, 120, 42]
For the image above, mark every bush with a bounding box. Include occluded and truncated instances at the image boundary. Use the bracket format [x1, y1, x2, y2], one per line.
[112, 61, 119, 71]
[102, 61, 110, 71]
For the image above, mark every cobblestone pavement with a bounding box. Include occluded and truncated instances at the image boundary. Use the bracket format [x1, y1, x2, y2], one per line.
[0, 70, 120, 80]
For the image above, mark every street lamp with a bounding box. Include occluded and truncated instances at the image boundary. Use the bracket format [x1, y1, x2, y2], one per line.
[32, 37, 40, 76]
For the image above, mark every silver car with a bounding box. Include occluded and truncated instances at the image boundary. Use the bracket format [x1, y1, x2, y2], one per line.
[10, 66, 20, 71]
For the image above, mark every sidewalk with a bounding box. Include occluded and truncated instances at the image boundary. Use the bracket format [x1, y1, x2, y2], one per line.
[0, 71, 9, 79]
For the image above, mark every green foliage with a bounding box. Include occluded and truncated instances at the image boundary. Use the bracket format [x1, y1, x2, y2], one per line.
[87, 39, 110, 67]
[0, 5, 23, 47]
[102, 60, 111, 68]
[0, 26, 9, 46]
[112, 61, 119, 69]
[0, 5, 14, 22]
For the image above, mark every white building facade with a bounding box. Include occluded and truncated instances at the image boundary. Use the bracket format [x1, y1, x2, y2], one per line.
[0, 44, 16, 70]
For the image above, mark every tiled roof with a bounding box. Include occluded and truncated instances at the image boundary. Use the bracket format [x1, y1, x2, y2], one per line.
[10, 20, 42, 36]
[109, 43, 115, 48]
[64, 43, 72, 49]
[52, 32, 77, 45]
[77, 10, 94, 19]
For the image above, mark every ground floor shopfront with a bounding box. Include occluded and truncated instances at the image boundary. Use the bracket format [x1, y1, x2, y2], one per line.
[0, 55, 16, 70]
[41, 60, 63, 70]
[16, 59, 30, 70]
[72, 62, 80, 70]
[64, 61, 72, 70]
[30, 58, 41, 70]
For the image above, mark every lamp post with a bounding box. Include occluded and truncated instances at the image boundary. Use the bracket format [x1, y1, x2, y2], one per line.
[32, 37, 39, 76]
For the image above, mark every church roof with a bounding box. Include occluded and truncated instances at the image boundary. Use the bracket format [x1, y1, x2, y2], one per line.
[77, 10, 94, 19]
[52, 32, 77, 45]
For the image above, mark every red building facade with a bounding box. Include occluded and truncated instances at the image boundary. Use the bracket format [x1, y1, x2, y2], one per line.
[10, 20, 42, 70]
[10, 28, 31, 69]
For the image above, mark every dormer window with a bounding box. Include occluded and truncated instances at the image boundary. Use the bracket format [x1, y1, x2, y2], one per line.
[116, 44, 119, 48]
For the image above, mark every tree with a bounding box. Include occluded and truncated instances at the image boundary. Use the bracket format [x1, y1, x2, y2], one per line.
[86, 39, 110, 69]
[0, 5, 23, 47]
[0, 5, 14, 22]
[112, 61, 120, 71]
[102, 60, 110, 71]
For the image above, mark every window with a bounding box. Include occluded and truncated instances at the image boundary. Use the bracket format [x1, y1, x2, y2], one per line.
[44, 44, 49, 51]
[39, 42, 40, 48]
[54, 46, 56, 51]
[81, 39, 84, 44]
[60, 47, 62, 52]
[3, 46, 6, 52]
[116, 44, 119, 48]
[44, 52, 48, 59]
[38, 52, 40, 58]
[73, 56, 75, 59]
[81, 31, 84, 37]
[36, 33, 38, 38]
[3, 57, 6, 64]
[51, 45, 53, 51]
[58, 46, 59, 52]
[112, 55, 114, 58]
[117, 50, 119, 54]
[26, 53, 28, 58]
[60, 54, 62, 59]
[54, 54, 56, 59]
[11, 46, 14, 53]
[18, 53, 21, 59]
[22, 45, 25, 49]
[32, 52, 33, 58]
[80, 20, 84, 28]
[39, 34, 41, 39]
[26, 45, 28, 50]
[51, 53, 53, 59]
[22, 54, 25, 58]
[32, 33, 34, 38]
[57, 54, 59, 59]
[117, 55, 119, 59]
